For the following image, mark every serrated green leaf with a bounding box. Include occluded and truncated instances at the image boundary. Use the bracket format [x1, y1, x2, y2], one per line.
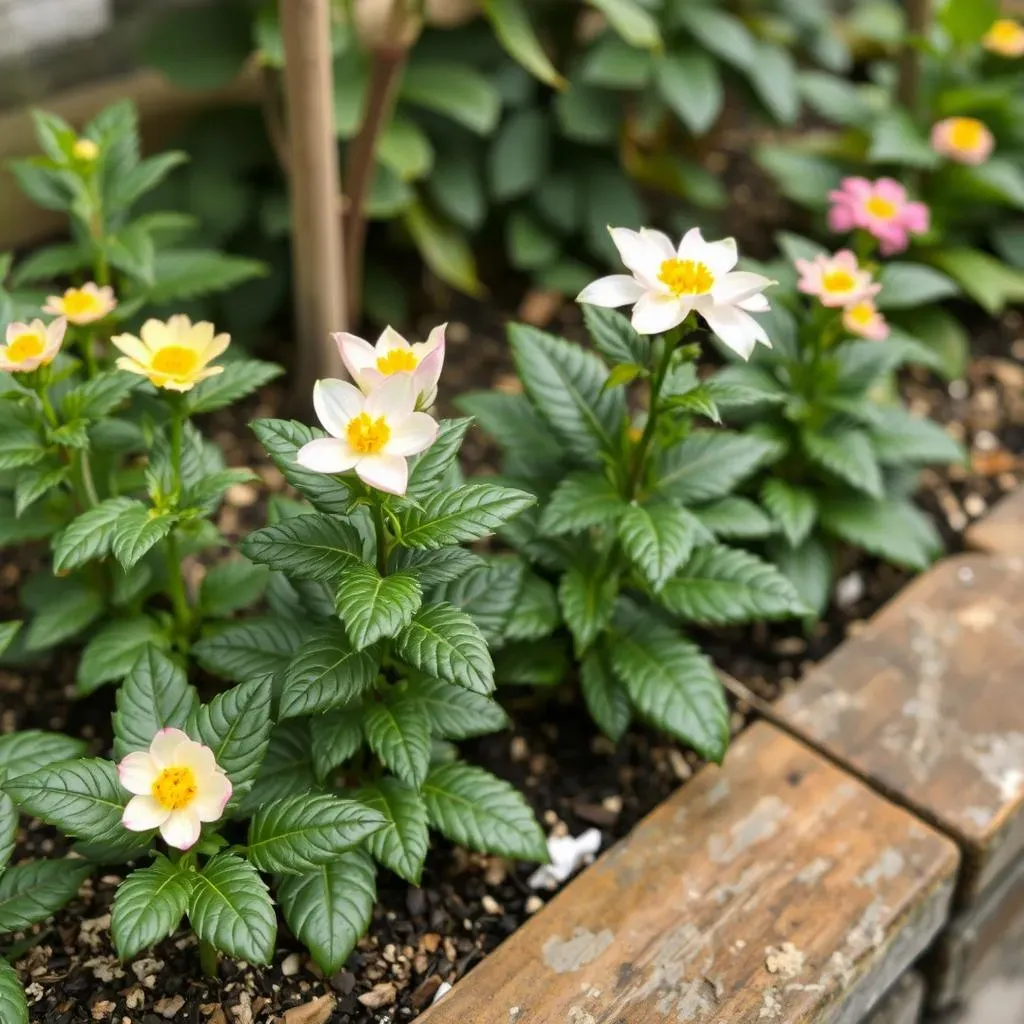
[761, 480, 818, 548]
[111, 856, 193, 960]
[657, 431, 781, 503]
[0, 791, 16, 872]
[242, 515, 365, 582]
[248, 794, 386, 874]
[408, 417, 471, 498]
[111, 502, 176, 571]
[199, 559, 270, 617]
[77, 617, 168, 694]
[52, 496, 137, 573]
[867, 408, 964, 466]
[423, 762, 547, 861]
[311, 711, 364, 783]
[819, 497, 941, 571]
[192, 618, 307, 684]
[14, 462, 68, 518]
[25, 580, 104, 652]
[395, 603, 494, 695]
[357, 778, 429, 885]
[237, 720, 318, 815]
[801, 425, 883, 499]
[390, 547, 485, 588]
[148, 250, 266, 304]
[432, 557, 525, 645]
[0, 427, 46, 471]
[186, 359, 283, 414]
[618, 502, 699, 590]
[411, 676, 508, 739]
[480, 0, 565, 87]
[335, 566, 422, 650]
[0, 731, 86, 780]
[0, 958, 27, 1024]
[540, 472, 628, 536]
[505, 572, 560, 642]
[692, 497, 775, 541]
[494, 637, 569, 687]
[770, 534, 833, 620]
[277, 850, 377, 975]
[251, 419, 352, 514]
[363, 696, 432, 788]
[655, 47, 723, 135]
[189, 855, 276, 964]
[280, 625, 379, 719]
[0, 621, 20, 658]
[398, 483, 535, 550]
[59, 372, 138, 421]
[0, 859, 93, 932]
[580, 647, 631, 742]
[559, 563, 618, 655]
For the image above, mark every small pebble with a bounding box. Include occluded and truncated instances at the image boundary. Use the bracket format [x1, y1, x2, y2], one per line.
[281, 953, 302, 977]
[525, 895, 544, 914]
[481, 895, 502, 915]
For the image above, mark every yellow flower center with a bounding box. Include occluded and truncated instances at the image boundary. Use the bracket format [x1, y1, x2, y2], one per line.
[986, 19, 1024, 52]
[948, 117, 985, 151]
[658, 258, 714, 296]
[151, 765, 198, 811]
[151, 345, 200, 377]
[846, 303, 875, 326]
[822, 269, 856, 294]
[6, 332, 44, 363]
[864, 196, 897, 220]
[347, 413, 391, 455]
[376, 349, 418, 374]
[62, 289, 102, 318]
[73, 138, 99, 161]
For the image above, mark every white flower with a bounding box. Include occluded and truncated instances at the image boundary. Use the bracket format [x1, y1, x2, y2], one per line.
[296, 374, 439, 496]
[0, 317, 66, 373]
[527, 828, 602, 890]
[118, 729, 232, 851]
[577, 227, 774, 359]
[335, 324, 445, 410]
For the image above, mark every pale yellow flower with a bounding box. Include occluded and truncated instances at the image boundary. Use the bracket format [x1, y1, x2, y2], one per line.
[983, 19, 1024, 58]
[0, 318, 66, 373]
[72, 138, 100, 161]
[43, 282, 116, 325]
[111, 315, 229, 392]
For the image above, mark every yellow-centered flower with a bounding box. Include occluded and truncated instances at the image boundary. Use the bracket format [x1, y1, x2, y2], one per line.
[0, 318, 66, 373]
[983, 19, 1024, 58]
[72, 138, 99, 161]
[111, 315, 229, 391]
[43, 282, 116, 325]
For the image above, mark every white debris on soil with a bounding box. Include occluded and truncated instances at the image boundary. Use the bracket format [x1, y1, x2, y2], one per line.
[432, 981, 453, 1005]
[835, 571, 865, 608]
[528, 828, 603, 890]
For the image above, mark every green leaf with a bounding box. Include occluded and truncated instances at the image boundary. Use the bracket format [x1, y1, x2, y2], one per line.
[111, 856, 193, 960]
[200, 559, 270, 617]
[899, 307, 968, 381]
[796, 72, 873, 127]
[655, 48, 723, 135]
[336, 566, 422, 650]
[111, 502, 176, 571]
[251, 419, 352, 514]
[189, 855, 276, 965]
[770, 534, 833, 620]
[505, 573, 560, 642]
[412, 677, 509, 740]
[237, 720, 318, 814]
[0, 731, 85, 780]
[868, 408, 963, 466]
[455, 391, 567, 477]
[408, 417, 472, 498]
[540, 472, 627, 537]
[426, 147, 486, 230]
[358, 778, 429, 885]
[559, 563, 618, 655]
[395, 603, 494, 695]
[112, 151, 189, 211]
[761, 480, 817, 548]
[12, 460, 65, 518]
[280, 625, 379, 719]
[378, 116, 435, 181]
[423, 762, 547, 861]
[955, 159, 1024, 211]
[0, 859, 92, 932]
[432, 557, 525, 644]
[755, 144, 844, 210]
[582, 305, 647, 366]
[801, 425, 883, 499]
[609, 603, 729, 760]
[400, 63, 501, 134]
[508, 211, 560, 271]
[580, 647, 631, 742]
[0, 791, 16, 872]
[582, 35, 653, 89]
[657, 431, 781, 503]
[112, 648, 199, 761]
[147, 250, 266, 304]
[672, 5, 754, 67]
[868, 109, 940, 168]
[0, 427, 46, 471]
[398, 483, 536, 549]
[877, 263, 959, 309]
[107, 223, 155, 284]
[59, 372, 137, 421]
[248, 794, 386, 875]
[659, 545, 807, 625]
[52, 497, 136, 573]
[587, 0, 661, 48]
[488, 109, 550, 201]
[746, 40, 799, 124]
[311, 712, 364, 782]
[0, 621, 21, 659]
[24, 579, 104, 652]
[77, 617, 168, 695]
[693, 497, 775, 540]
[618, 502, 698, 590]
[404, 203, 483, 297]
[6, 759, 126, 842]
[929, 248, 1024, 315]
[193, 618, 307, 684]
[186, 359, 283, 415]
[940, 0, 999, 43]
[819, 497, 941, 571]
[142, 3, 252, 89]
[0, 958, 27, 1024]
[363, 696, 433, 788]
[187, 677, 273, 790]
[390, 547, 485, 588]
[495, 637, 569, 686]
[243, 515, 365, 583]
[708, 364, 788, 412]
[481, 0, 564, 86]
[508, 323, 625, 462]
[277, 851, 377, 975]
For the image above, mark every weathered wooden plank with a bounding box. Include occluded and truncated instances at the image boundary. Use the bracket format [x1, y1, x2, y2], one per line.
[865, 972, 924, 1024]
[965, 489, 1024, 557]
[420, 723, 958, 1024]
[775, 554, 1024, 903]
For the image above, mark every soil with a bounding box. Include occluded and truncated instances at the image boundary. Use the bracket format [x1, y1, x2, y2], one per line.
[2, 297, 1022, 1023]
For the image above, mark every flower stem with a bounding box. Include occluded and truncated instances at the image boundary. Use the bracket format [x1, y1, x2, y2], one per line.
[165, 403, 190, 639]
[198, 939, 219, 978]
[77, 451, 99, 507]
[627, 334, 678, 500]
[79, 327, 99, 379]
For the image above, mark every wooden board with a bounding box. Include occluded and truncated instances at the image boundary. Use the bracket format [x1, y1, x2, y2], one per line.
[865, 973, 924, 1024]
[965, 489, 1024, 557]
[775, 554, 1024, 903]
[421, 723, 958, 1024]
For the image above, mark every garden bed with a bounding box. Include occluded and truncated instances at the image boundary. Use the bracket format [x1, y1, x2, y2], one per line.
[3, 300, 1023, 1024]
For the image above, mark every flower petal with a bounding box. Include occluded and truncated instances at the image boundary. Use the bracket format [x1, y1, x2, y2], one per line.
[200, 332, 231, 364]
[110, 334, 150, 365]
[608, 228, 662, 286]
[712, 270, 773, 305]
[297, 437, 359, 474]
[702, 305, 770, 360]
[387, 411, 439, 456]
[702, 237, 738, 276]
[631, 293, 688, 335]
[364, 372, 416, 419]
[413, 347, 444, 408]
[314, 378, 364, 437]
[738, 293, 770, 312]
[577, 275, 646, 308]
[122, 795, 170, 832]
[118, 752, 157, 795]
[676, 227, 705, 260]
[639, 228, 675, 259]
[334, 332, 378, 388]
[149, 728, 191, 769]
[160, 808, 202, 850]
[376, 326, 411, 355]
[356, 453, 409, 496]
[193, 773, 233, 823]
[139, 319, 171, 352]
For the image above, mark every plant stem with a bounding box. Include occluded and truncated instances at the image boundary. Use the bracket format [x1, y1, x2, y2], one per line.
[198, 939, 219, 979]
[627, 335, 677, 499]
[372, 498, 389, 576]
[79, 327, 99, 379]
[165, 403, 190, 638]
[78, 451, 99, 506]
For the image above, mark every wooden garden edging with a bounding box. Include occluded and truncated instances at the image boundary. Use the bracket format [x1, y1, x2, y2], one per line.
[420, 486, 1024, 1024]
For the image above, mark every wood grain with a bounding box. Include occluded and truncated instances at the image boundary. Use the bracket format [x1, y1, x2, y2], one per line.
[421, 723, 958, 1024]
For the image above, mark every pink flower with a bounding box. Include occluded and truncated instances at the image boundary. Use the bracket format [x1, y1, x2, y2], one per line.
[827, 177, 930, 256]
[843, 300, 890, 342]
[795, 250, 880, 308]
[931, 117, 994, 165]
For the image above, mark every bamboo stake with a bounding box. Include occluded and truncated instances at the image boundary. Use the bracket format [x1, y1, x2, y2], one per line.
[279, 0, 347, 399]
[897, 0, 933, 112]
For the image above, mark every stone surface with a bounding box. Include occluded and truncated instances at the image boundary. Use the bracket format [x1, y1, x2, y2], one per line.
[775, 554, 1024, 903]
[865, 972, 924, 1024]
[419, 723, 958, 1024]
[965, 489, 1024, 557]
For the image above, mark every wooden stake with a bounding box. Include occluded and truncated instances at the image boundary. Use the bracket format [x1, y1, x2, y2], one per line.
[897, 0, 933, 112]
[279, 0, 347, 399]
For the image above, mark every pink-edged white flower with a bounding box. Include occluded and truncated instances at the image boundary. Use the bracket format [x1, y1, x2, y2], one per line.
[43, 282, 117, 325]
[577, 227, 774, 359]
[0, 317, 66, 373]
[335, 324, 445, 410]
[795, 250, 880, 308]
[827, 177, 930, 256]
[931, 117, 994, 165]
[296, 374, 438, 496]
[843, 299, 890, 342]
[118, 729, 232, 851]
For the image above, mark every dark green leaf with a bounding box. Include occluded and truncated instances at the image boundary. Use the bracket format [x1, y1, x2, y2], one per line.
[580, 647, 631, 742]
[395, 603, 494, 695]
[336, 566, 422, 650]
[189, 855, 276, 964]
[242, 515, 365, 583]
[111, 856, 193, 960]
[801, 425, 883, 499]
[655, 48, 723, 135]
[77, 617, 168, 695]
[819, 497, 941, 571]
[398, 483, 536, 549]
[193, 618, 307, 685]
[0, 859, 93, 932]
[363, 697, 433, 788]
[761, 479, 818, 548]
[280, 625, 379, 719]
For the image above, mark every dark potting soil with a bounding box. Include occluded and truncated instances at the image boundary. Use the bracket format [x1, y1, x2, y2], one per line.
[2, 300, 1022, 1023]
